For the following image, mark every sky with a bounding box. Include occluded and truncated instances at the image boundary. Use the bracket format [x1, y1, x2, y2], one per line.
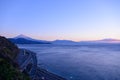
[0, 0, 120, 41]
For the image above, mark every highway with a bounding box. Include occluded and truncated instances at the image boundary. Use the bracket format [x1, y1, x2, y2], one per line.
[16, 49, 37, 79]
[15, 49, 66, 80]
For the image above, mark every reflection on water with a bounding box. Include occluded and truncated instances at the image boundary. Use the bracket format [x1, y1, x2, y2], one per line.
[18, 44, 120, 80]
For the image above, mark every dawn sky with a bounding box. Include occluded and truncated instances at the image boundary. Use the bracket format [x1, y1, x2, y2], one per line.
[0, 0, 120, 41]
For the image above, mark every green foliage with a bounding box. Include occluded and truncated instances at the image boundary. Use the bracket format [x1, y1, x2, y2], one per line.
[2, 47, 17, 59]
[0, 36, 19, 60]
[0, 58, 30, 80]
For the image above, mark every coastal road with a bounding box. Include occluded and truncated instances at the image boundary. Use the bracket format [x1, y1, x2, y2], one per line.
[16, 49, 37, 79]
[16, 49, 66, 80]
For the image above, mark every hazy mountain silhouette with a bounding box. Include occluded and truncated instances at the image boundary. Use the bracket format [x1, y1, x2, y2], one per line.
[8, 34, 51, 44]
[8, 35, 120, 44]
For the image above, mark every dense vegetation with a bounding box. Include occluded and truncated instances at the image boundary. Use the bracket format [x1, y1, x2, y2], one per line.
[0, 36, 30, 80]
[0, 58, 30, 80]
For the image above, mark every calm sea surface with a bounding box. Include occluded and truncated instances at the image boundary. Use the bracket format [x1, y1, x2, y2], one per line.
[18, 44, 120, 80]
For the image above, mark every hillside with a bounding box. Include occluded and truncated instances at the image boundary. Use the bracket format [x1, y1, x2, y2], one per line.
[0, 36, 66, 80]
[0, 36, 30, 80]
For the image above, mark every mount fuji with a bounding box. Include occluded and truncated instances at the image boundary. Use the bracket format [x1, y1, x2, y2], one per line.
[8, 34, 51, 44]
[13, 34, 34, 40]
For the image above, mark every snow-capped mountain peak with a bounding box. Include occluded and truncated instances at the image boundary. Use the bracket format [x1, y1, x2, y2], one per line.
[14, 34, 34, 40]
[13, 34, 50, 43]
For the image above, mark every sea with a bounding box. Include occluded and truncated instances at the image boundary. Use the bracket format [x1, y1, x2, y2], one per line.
[18, 44, 120, 80]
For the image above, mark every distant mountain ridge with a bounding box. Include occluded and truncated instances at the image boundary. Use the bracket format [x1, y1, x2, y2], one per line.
[82, 38, 120, 43]
[8, 34, 120, 44]
[13, 34, 50, 42]
[8, 34, 51, 44]
[52, 40, 78, 45]
[98, 38, 120, 42]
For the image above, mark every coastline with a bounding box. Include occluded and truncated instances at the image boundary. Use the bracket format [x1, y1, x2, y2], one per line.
[16, 49, 66, 80]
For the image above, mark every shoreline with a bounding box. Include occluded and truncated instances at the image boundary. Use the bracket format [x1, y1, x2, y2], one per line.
[16, 49, 66, 80]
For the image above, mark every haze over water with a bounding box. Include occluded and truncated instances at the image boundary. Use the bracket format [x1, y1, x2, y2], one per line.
[1, 0, 120, 79]
[18, 44, 120, 80]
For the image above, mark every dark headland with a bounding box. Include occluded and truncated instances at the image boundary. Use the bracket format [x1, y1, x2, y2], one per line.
[0, 36, 66, 80]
